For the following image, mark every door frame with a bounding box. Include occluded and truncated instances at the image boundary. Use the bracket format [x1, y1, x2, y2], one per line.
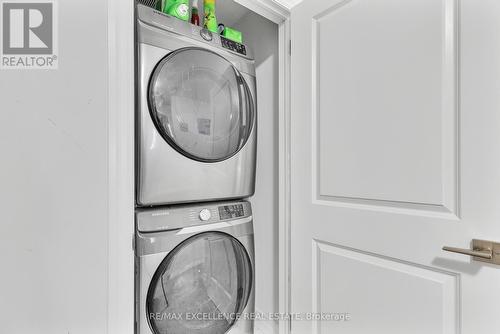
[107, 1, 292, 334]
[107, 0, 135, 333]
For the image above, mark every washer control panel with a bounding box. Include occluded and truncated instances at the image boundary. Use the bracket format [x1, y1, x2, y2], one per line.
[218, 204, 245, 220]
[221, 36, 246, 56]
[137, 201, 251, 232]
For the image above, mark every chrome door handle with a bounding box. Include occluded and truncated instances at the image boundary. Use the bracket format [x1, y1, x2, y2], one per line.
[442, 239, 500, 265]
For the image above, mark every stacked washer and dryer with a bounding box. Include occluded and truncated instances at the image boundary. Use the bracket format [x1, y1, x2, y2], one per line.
[135, 3, 257, 334]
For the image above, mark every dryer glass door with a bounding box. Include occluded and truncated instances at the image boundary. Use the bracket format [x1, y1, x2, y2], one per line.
[149, 48, 254, 162]
[146, 231, 253, 334]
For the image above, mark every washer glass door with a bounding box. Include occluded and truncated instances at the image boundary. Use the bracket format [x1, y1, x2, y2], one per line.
[149, 47, 254, 162]
[146, 232, 253, 334]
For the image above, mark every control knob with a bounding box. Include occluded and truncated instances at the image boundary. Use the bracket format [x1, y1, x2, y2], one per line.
[199, 209, 212, 221]
[200, 29, 213, 41]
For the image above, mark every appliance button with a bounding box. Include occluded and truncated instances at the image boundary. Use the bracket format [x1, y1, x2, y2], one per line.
[199, 209, 212, 221]
[200, 29, 213, 41]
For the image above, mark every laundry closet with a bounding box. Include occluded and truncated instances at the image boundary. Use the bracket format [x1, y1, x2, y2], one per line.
[134, 1, 281, 334]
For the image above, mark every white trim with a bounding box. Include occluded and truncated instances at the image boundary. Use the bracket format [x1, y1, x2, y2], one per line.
[278, 17, 292, 334]
[274, 0, 302, 10]
[235, 0, 289, 24]
[107, 0, 135, 333]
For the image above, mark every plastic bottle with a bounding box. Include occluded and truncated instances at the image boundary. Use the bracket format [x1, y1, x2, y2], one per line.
[158, 0, 171, 12]
[190, 0, 200, 26]
[155, 0, 163, 11]
[217, 23, 225, 35]
[203, 0, 218, 33]
[164, 0, 189, 21]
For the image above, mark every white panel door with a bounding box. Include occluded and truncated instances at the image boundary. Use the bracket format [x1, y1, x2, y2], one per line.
[290, 0, 500, 333]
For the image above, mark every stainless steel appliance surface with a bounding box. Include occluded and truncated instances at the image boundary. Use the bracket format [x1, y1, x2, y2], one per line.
[135, 200, 255, 334]
[136, 4, 257, 206]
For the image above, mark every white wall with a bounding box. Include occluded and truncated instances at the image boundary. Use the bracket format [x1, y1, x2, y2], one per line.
[0, 1, 109, 333]
[235, 11, 280, 334]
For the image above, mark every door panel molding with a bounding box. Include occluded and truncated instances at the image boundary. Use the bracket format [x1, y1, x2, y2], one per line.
[312, 239, 461, 334]
[310, 0, 460, 219]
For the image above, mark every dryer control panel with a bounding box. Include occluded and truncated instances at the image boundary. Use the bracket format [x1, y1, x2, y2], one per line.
[137, 4, 254, 60]
[221, 36, 247, 56]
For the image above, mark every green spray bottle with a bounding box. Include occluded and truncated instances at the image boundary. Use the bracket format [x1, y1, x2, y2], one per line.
[163, 0, 189, 21]
[203, 0, 218, 33]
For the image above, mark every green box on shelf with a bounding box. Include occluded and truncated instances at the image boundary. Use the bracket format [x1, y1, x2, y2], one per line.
[223, 27, 243, 44]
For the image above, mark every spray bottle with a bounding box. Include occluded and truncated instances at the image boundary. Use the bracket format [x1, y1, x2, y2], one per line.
[164, 0, 189, 21]
[203, 0, 218, 33]
[190, 0, 200, 25]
